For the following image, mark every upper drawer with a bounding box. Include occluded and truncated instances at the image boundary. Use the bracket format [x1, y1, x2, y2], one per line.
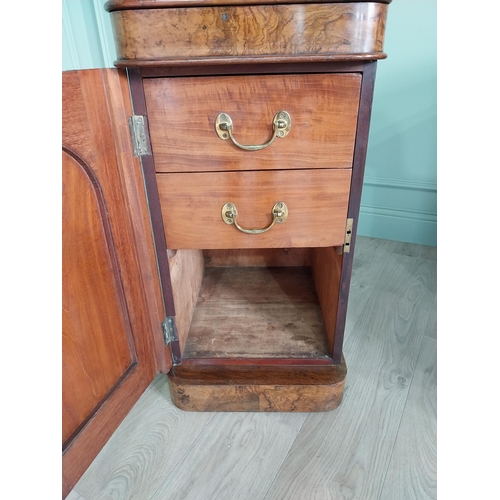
[144, 73, 361, 173]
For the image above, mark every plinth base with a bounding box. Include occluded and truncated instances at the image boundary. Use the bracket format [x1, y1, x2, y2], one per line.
[167, 357, 347, 412]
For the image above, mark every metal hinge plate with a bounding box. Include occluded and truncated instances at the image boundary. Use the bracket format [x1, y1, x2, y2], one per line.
[128, 115, 151, 157]
[162, 316, 178, 345]
[344, 218, 354, 253]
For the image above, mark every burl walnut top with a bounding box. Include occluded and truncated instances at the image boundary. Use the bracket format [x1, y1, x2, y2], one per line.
[105, 0, 392, 11]
[106, 0, 390, 66]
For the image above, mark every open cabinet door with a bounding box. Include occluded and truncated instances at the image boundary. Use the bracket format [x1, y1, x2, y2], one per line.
[62, 69, 170, 498]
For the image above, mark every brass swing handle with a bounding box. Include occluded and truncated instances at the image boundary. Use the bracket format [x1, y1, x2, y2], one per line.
[215, 111, 291, 151]
[221, 202, 288, 234]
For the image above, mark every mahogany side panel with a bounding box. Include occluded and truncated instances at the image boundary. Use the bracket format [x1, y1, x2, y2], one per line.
[167, 249, 205, 355]
[143, 73, 361, 173]
[62, 69, 159, 498]
[204, 248, 312, 267]
[332, 61, 378, 363]
[109, 3, 388, 63]
[311, 247, 343, 354]
[105, 70, 169, 374]
[127, 68, 182, 364]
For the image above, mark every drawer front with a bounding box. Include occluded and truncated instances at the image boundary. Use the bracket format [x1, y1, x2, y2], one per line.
[144, 73, 361, 173]
[158, 169, 352, 249]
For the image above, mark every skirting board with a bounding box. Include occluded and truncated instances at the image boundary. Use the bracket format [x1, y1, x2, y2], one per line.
[358, 205, 436, 246]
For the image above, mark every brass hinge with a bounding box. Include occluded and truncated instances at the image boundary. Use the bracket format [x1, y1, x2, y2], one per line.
[162, 316, 178, 346]
[128, 115, 151, 157]
[344, 218, 354, 253]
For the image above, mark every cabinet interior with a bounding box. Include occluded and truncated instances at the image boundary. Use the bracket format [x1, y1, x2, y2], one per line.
[168, 247, 343, 362]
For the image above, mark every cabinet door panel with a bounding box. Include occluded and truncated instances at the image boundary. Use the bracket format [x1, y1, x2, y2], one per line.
[62, 69, 169, 498]
[62, 149, 136, 444]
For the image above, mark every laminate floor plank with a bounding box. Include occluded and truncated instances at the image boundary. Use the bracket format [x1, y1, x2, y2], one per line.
[263, 253, 437, 500]
[73, 375, 215, 500]
[150, 412, 307, 500]
[380, 336, 437, 500]
[66, 491, 86, 500]
[343, 237, 397, 341]
[392, 240, 437, 261]
[425, 296, 437, 339]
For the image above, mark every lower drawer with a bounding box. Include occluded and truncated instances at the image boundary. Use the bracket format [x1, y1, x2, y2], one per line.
[157, 169, 352, 249]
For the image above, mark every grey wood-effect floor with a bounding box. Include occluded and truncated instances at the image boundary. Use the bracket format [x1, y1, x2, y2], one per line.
[70, 236, 437, 500]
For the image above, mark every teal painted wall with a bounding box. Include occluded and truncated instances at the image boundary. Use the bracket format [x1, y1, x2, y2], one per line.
[62, 0, 115, 70]
[62, 0, 437, 246]
[360, 0, 437, 246]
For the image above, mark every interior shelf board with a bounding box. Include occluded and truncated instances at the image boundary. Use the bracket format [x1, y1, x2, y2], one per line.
[183, 266, 331, 360]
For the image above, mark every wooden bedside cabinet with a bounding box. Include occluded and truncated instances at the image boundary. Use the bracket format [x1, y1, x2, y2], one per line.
[63, 0, 391, 493]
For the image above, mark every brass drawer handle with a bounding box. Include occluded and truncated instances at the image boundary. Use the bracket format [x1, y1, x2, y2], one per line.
[221, 202, 288, 234]
[215, 111, 291, 151]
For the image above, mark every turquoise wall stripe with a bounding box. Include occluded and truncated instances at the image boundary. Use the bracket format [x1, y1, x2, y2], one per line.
[62, 2, 80, 70]
[62, 0, 437, 246]
[92, 0, 117, 67]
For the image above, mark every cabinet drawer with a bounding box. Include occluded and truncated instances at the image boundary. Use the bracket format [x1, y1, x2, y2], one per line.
[144, 73, 361, 173]
[158, 169, 352, 249]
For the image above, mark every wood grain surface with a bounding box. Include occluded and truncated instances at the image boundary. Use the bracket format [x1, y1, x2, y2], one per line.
[144, 74, 361, 173]
[169, 376, 346, 412]
[62, 149, 135, 445]
[380, 337, 437, 500]
[109, 3, 388, 62]
[311, 246, 343, 354]
[106, 70, 170, 374]
[127, 69, 177, 330]
[62, 69, 159, 497]
[204, 248, 312, 267]
[106, 0, 393, 11]
[69, 376, 215, 500]
[150, 411, 307, 499]
[65, 491, 85, 500]
[169, 363, 345, 385]
[157, 169, 352, 249]
[140, 60, 365, 78]
[167, 249, 204, 354]
[183, 267, 330, 359]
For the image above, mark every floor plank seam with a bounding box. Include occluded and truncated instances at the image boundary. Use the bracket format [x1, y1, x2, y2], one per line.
[69, 490, 86, 500]
[260, 415, 310, 500]
[146, 410, 218, 500]
[376, 334, 428, 500]
[343, 252, 392, 346]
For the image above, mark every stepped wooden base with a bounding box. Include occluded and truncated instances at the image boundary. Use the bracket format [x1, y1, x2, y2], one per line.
[167, 357, 347, 412]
